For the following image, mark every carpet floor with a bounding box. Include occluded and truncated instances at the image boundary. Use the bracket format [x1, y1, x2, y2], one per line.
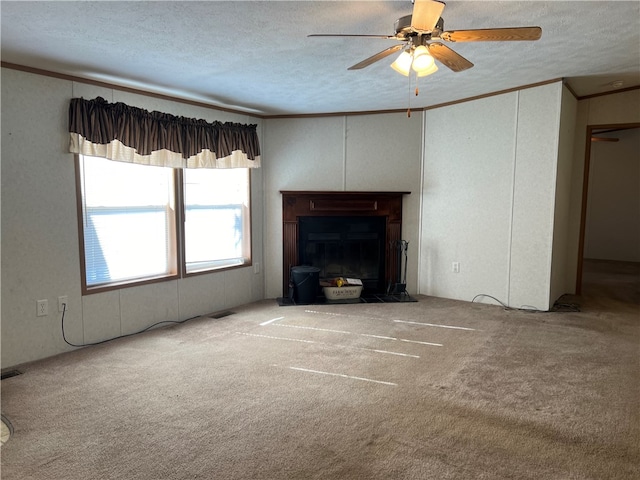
[1, 260, 638, 479]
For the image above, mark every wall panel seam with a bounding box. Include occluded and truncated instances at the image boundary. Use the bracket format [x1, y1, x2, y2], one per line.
[507, 91, 520, 307]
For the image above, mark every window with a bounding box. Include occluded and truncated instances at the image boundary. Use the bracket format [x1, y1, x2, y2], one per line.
[77, 155, 251, 292]
[183, 168, 251, 274]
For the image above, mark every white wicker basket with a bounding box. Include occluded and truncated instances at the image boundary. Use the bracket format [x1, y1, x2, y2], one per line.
[323, 285, 363, 300]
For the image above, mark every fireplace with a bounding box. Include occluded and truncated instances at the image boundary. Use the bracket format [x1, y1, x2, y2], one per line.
[299, 215, 387, 292]
[281, 191, 409, 295]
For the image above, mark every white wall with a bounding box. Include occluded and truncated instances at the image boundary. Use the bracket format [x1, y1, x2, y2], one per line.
[420, 93, 517, 305]
[584, 128, 640, 261]
[263, 113, 423, 298]
[1, 68, 265, 368]
[549, 86, 578, 303]
[420, 82, 564, 310]
[509, 83, 564, 309]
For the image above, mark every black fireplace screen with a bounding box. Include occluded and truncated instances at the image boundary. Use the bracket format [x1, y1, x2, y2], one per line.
[298, 216, 386, 293]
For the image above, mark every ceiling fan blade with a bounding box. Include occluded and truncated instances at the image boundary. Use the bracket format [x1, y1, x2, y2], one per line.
[411, 0, 446, 32]
[308, 34, 396, 39]
[428, 43, 473, 72]
[348, 44, 404, 70]
[440, 26, 542, 42]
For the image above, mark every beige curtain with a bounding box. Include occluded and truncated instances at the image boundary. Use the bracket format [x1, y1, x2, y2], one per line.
[69, 97, 261, 168]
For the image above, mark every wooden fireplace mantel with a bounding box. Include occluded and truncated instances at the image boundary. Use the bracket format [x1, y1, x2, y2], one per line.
[280, 191, 410, 295]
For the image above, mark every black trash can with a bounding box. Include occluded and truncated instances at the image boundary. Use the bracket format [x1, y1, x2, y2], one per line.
[291, 266, 320, 304]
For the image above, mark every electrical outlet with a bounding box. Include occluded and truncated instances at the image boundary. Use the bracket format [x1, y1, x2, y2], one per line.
[58, 296, 68, 312]
[452, 262, 460, 273]
[37, 299, 48, 317]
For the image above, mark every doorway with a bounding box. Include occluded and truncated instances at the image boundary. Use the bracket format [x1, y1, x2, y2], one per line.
[576, 124, 640, 299]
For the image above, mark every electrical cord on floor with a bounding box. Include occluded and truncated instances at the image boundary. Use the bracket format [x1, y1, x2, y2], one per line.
[549, 299, 581, 313]
[471, 294, 537, 312]
[471, 294, 580, 313]
[60, 303, 200, 348]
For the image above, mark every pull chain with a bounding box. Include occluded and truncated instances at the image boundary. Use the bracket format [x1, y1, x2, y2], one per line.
[409, 73, 422, 117]
[407, 69, 412, 118]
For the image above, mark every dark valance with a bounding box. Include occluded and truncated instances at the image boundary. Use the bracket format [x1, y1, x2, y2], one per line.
[69, 97, 261, 168]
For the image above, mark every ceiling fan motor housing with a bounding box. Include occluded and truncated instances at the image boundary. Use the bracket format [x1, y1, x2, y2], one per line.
[394, 14, 414, 37]
[395, 14, 443, 43]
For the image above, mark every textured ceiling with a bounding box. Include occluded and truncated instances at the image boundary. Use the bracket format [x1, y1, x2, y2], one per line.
[1, 1, 639, 116]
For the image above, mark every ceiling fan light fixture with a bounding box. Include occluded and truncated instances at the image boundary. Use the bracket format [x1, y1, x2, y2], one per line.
[416, 63, 438, 77]
[390, 50, 413, 76]
[411, 45, 435, 73]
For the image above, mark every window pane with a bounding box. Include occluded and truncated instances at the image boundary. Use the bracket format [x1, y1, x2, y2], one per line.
[184, 168, 250, 273]
[79, 156, 176, 287]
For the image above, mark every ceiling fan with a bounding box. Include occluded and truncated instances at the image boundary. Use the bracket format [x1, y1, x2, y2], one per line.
[309, 0, 542, 77]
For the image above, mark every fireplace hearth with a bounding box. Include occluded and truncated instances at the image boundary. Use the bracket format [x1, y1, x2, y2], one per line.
[281, 191, 409, 295]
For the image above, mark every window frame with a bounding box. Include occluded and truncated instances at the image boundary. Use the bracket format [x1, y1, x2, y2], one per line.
[75, 155, 252, 295]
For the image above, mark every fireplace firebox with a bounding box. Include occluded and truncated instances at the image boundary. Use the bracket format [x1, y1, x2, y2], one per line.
[299, 215, 386, 292]
[281, 191, 409, 296]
